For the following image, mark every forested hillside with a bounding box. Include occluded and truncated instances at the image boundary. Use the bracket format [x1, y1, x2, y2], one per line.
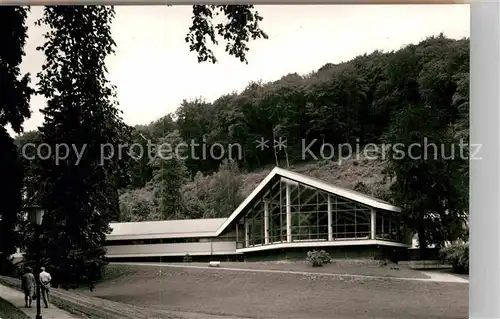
[17, 34, 469, 248]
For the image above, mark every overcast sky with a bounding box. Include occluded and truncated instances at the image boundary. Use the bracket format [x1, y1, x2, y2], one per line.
[14, 4, 469, 136]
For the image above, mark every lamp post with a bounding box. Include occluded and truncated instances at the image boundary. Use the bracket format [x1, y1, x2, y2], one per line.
[24, 205, 45, 319]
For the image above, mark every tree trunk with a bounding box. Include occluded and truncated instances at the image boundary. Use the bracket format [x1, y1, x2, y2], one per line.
[284, 147, 290, 168]
[417, 225, 428, 260]
[272, 129, 279, 167]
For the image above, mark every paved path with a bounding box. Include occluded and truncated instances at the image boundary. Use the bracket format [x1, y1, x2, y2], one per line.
[421, 271, 469, 283]
[114, 262, 469, 284]
[0, 284, 78, 319]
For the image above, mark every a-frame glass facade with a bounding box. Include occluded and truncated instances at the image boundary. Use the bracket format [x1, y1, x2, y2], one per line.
[235, 176, 405, 249]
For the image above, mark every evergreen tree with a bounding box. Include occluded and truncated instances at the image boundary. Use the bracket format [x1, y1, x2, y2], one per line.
[150, 130, 189, 219]
[31, 6, 130, 288]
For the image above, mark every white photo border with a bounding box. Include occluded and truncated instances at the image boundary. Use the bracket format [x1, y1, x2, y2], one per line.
[1, 1, 495, 318]
[470, 2, 500, 319]
[0, 0, 467, 6]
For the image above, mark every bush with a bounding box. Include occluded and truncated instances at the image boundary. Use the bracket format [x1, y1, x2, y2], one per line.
[439, 242, 469, 274]
[378, 258, 388, 267]
[0, 257, 16, 276]
[306, 250, 331, 267]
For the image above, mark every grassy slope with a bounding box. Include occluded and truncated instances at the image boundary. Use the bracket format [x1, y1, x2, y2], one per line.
[167, 260, 431, 279]
[0, 298, 29, 319]
[87, 263, 467, 319]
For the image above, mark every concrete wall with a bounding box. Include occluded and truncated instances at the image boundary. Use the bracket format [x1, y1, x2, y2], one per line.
[105, 241, 238, 258]
[106, 254, 244, 263]
[243, 245, 409, 262]
[407, 247, 441, 260]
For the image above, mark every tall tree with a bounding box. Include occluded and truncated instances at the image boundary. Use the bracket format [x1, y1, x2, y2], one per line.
[175, 98, 215, 173]
[150, 130, 189, 219]
[29, 6, 131, 289]
[0, 6, 33, 274]
[207, 159, 244, 217]
[383, 104, 467, 258]
[0, 7, 33, 134]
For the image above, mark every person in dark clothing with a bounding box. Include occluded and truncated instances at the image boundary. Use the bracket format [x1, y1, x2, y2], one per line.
[21, 267, 35, 308]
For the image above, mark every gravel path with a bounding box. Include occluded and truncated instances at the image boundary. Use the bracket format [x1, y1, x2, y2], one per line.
[420, 271, 468, 283]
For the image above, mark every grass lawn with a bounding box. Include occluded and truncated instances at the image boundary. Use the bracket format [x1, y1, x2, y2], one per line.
[0, 298, 29, 319]
[84, 263, 467, 319]
[168, 260, 431, 279]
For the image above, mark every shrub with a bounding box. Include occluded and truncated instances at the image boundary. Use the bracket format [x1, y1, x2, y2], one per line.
[0, 257, 16, 276]
[439, 242, 469, 274]
[306, 250, 331, 267]
[378, 258, 388, 267]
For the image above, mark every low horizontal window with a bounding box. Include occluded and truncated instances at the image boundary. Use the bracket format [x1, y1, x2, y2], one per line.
[106, 236, 236, 246]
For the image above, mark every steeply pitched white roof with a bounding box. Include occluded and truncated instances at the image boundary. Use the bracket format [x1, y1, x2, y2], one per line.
[107, 218, 226, 240]
[278, 168, 400, 211]
[107, 167, 400, 241]
[214, 167, 401, 236]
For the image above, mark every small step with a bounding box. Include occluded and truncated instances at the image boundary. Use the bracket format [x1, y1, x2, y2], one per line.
[403, 260, 452, 270]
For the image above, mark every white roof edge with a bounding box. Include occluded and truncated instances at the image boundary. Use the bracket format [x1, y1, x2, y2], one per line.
[215, 167, 281, 236]
[107, 218, 227, 239]
[106, 251, 241, 258]
[106, 232, 219, 240]
[276, 168, 401, 212]
[215, 166, 401, 236]
[108, 217, 227, 226]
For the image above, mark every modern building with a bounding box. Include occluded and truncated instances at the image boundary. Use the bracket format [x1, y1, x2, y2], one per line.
[105, 167, 412, 261]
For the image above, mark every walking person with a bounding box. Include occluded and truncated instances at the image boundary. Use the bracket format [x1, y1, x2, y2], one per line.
[39, 266, 52, 308]
[20, 267, 35, 308]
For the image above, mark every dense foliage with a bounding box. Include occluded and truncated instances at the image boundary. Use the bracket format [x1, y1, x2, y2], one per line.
[114, 35, 469, 180]
[381, 37, 469, 257]
[0, 7, 33, 274]
[306, 250, 331, 267]
[186, 5, 268, 64]
[440, 242, 469, 274]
